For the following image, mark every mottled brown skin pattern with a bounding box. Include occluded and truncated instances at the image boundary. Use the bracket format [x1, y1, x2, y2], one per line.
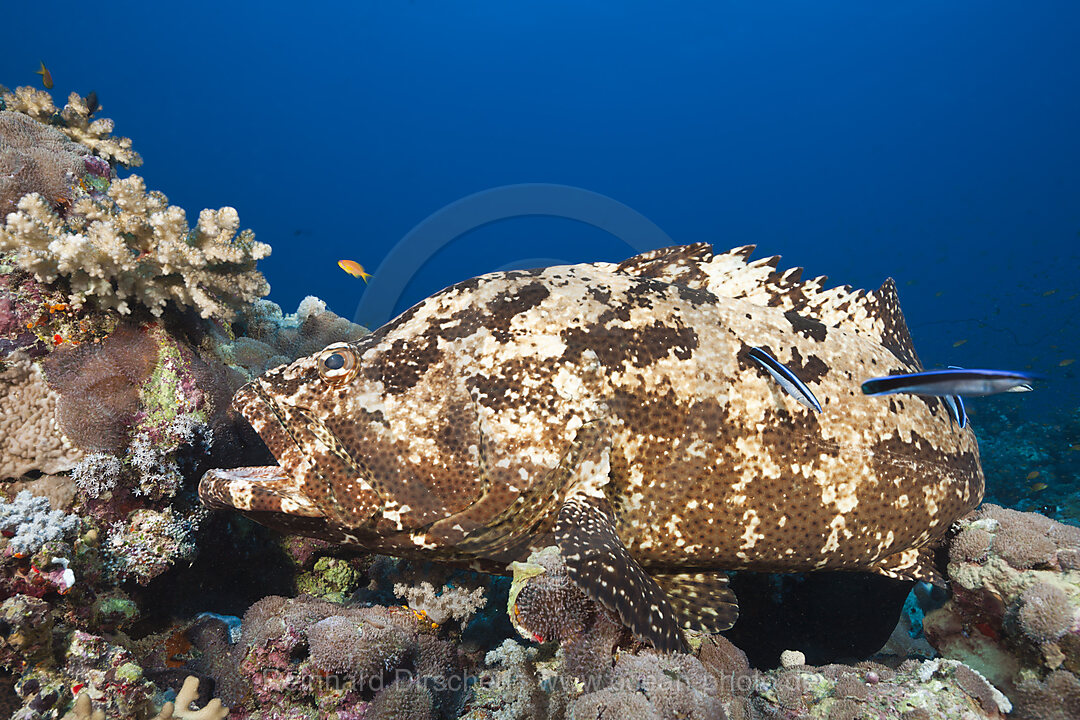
[200, 244, 984, 649]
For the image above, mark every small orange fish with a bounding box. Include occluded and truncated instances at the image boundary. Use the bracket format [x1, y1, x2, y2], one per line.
[952, 339, 968, 348]
[1060, 358, 1075, 367]
[36, 61, 53, 89]
[338, 259, 372, 282]
[1029, 482, 1048, 493]
[1026, 471, 1041, 481]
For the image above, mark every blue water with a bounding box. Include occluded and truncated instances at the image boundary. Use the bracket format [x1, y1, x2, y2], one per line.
[6, 1, 1079, 417]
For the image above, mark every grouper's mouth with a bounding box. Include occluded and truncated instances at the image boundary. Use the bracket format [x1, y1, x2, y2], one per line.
[197, 380, 325, 519]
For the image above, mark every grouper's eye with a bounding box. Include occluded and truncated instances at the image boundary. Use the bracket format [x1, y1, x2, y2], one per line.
[317, 343, 358, 383]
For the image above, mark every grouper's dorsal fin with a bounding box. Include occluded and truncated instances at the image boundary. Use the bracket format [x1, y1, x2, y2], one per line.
[613, 244, 922, 369]
[614, 243, 715, 289]
[699, 246, 922, 369]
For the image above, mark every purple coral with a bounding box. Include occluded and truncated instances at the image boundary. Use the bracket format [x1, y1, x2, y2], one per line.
[81, 155, 110, 178]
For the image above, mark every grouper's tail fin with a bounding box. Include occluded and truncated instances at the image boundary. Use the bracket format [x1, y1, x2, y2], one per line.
[615, 243, 922, 369]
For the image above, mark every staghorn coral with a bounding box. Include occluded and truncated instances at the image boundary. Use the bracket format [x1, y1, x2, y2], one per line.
[924, 505, 1080, 717]
[0, 350, 84, 479]
[0, 85, 142, 167]
[0, 177, 270, 320]
[0, 110, 90, 217]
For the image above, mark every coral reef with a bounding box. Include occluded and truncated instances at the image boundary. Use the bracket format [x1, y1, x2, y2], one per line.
[394, 581, 488, 628]
[0, 351, 83, 479]
[0, 110, 92, 217]
[1, 85, 269, 321]
[210, 595, 467, 719]
[924, 504, 1080, 719]
[724, 657, 1011, 720]
[0, 178, 271, 321]
[211, 296, 368, 378]
[0, 490, 80, 557]
[0, 86, 142, 167]
[972, 402, 1080, 525]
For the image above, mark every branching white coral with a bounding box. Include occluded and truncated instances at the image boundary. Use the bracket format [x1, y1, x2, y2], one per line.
[70, 453, 123, 499]
[393, 581, 488, 627]
[0, 85, 141, 167]
[0, 177, 271, 320]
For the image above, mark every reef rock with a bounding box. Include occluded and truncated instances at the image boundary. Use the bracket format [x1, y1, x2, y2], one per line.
[924, 504, 1080, 719]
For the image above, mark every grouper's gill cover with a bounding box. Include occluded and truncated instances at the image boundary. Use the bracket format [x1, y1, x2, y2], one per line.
[200, 243, 984, 653]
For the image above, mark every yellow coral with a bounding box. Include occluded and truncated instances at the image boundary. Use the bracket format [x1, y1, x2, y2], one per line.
[0, 176, 271, 320]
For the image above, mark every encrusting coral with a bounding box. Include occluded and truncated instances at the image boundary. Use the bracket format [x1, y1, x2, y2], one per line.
[925, 504, 1080, 719]
[0, 350, 83, 478]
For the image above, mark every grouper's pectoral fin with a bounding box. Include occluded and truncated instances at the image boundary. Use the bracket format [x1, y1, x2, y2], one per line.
[651, 571, 739, 633]
[867, 546, 945, 586]
[555, 493, 689, 653]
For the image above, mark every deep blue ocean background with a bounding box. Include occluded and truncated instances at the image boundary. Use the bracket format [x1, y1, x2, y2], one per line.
[5, 1, 1079, 425]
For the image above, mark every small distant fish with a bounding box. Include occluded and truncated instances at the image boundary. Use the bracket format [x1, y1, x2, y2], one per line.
[338, 259, 372, 282]
[36, 61, 53, 89]
[861, 368, 1039, 398]
[1029, 482, 1048, 493]
[1060, 358, 1075, 367]
[747, 346, 822, 413]
[1026, 471, 1041, 481]
[1043, 289, 1058, 297]
[952, 339, 968, 348]
[84, 91, 99, 115]
[1070, 444, 1080, 452]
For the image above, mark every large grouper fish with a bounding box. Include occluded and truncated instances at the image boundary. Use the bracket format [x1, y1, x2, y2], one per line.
[199, 243, 983, 652]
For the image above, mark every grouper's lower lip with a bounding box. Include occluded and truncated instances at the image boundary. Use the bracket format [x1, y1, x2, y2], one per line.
[199, 465, 291, 510]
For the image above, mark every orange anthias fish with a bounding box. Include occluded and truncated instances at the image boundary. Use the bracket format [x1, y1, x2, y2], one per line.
[338, 259, 372, 282]
[36, 61, 53, 89]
